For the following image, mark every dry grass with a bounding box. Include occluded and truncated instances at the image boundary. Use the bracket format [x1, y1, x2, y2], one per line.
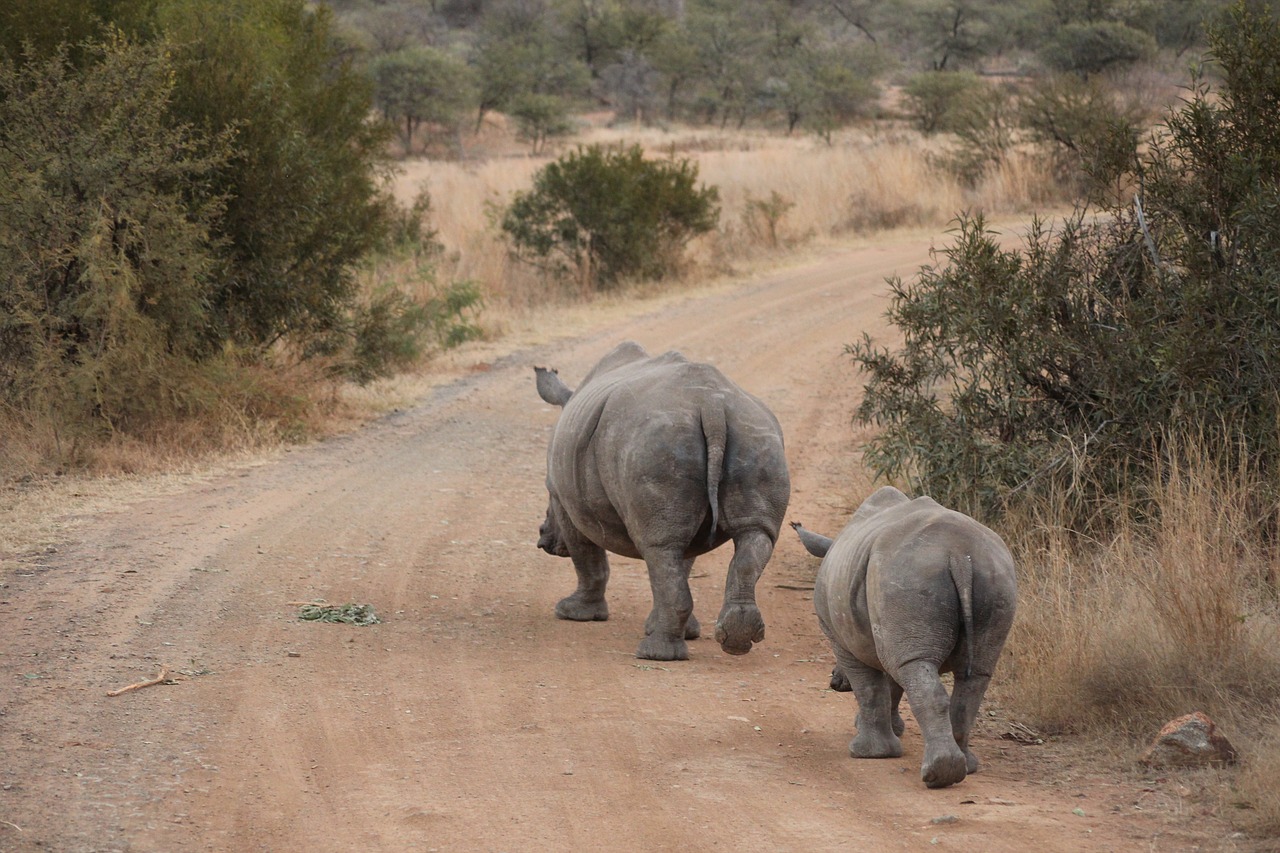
[998, 438, 1280, 834]
[391, 120, 1064, 330]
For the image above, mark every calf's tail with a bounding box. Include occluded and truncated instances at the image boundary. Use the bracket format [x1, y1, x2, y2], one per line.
[948, 553, 976, 678]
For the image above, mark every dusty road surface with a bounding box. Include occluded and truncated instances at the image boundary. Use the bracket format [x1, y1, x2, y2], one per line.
[1, 232, 1244, 852]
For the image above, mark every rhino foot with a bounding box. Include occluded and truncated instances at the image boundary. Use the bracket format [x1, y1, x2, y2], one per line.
[849, 730, 903, 759]
[714, 604, 765, 655]
[829, 667, 852, 692]
[636, 634, 689, 661]
[555, 594, 609, 622]
[921, 746, 968, 789]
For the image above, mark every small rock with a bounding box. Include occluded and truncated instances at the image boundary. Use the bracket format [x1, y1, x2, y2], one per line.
[930, 815, 959, 825]
[1141, 711, 1237, 768]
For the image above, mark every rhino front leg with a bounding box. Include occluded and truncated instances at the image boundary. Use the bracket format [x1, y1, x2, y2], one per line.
[637, 551, 694, 661]
[714, 529, 771, 655]
[896, 660, 968, 788]
[838, 653, 903, 759]
[555, 540, 610, 623]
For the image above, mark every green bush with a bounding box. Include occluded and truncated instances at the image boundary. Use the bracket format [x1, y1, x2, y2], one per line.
[1018, 74, 1147, 200]
[339, 193, 483, 384]
[848, 2, 1280, 528]
[0, 0, 399, 460]
[0, 36, 230, 435]
[936, 81, 1018, 186]
[501, 144, 720, 290]
[901, 71, 986, 135]
[345, 280, 483, 385]
[1039, 21, 1156, 77]
[158, 0, 394, 349]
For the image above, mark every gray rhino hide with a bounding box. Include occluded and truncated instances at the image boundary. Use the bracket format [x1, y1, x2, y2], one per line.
[535, 341, 790, 662]
[795, 486, 1017, 788]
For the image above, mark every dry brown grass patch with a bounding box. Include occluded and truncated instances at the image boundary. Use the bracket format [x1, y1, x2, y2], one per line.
[997, 438, 1280, 835]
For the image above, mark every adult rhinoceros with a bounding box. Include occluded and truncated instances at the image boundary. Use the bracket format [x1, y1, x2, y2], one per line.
[792, 486, 1017, 788]
[534, 341, 790, 661]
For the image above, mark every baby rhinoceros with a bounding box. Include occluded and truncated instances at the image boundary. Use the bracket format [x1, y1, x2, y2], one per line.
[534, 341, 790, 662]
[793, 486, 1017, 788]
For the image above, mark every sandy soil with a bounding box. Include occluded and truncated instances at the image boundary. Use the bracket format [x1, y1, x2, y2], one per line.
[0, 233, 1249, 852]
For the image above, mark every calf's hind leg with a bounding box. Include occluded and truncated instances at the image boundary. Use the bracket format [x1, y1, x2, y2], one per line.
[837, 652, 903, 759]
[949, 671, 992, 774]
[896, 659, 968, 788]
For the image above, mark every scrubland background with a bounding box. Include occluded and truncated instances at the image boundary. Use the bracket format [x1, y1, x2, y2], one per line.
[3, 0, 1279, 837]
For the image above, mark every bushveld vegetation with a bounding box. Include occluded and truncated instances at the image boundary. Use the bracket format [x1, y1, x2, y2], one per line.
[4, 0, 1280, 836]
[850, 4, 1280, 831]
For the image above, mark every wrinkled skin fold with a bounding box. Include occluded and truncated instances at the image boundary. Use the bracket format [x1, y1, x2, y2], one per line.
[534, 341, 790, 661]
[793, 486, 1017, 788]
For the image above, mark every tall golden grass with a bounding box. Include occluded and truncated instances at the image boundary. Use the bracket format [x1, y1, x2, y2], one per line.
[1000, 435, 1280, 833]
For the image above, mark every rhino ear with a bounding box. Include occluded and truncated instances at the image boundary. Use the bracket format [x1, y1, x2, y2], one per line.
[535, 366, 574, 407]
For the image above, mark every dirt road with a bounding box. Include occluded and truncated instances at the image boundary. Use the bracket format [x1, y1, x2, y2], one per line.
[0, 234, 1240, 852]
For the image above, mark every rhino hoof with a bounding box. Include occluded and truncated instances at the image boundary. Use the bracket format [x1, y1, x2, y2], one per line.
[922, 749, 968, 789]
[555, 595, 608, 622]
[713, 604, 765, 655]
[636, 635, 689, 661]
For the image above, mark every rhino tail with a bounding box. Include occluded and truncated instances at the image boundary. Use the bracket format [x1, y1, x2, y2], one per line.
[701, 399, 727, 548]
[949, 553, 976, 679]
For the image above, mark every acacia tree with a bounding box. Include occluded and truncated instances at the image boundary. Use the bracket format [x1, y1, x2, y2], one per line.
[471, 0, 590, 131]
[370, 46, 475, 154]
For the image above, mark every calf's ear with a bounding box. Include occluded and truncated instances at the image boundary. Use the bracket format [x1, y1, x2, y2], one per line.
[535, 366, 574, 407]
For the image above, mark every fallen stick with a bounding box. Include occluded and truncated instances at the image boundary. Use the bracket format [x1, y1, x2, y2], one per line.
[106, 666, 171, 697]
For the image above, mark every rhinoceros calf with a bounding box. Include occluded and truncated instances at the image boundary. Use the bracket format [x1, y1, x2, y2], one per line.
[793, 486, 1017, 788]
[534, 341, 790, 661]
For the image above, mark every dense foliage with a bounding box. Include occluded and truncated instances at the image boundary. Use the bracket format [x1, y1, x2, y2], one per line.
[0, 0, 452, 457]
[501, 144, 719, 289]
[848, 2, 1280, 526]
[0, 37, 230, 434]
[315, 0, 1236, 143]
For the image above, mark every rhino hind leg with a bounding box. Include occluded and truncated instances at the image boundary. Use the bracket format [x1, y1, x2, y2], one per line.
[646, 609, 700, 640]
[896, 660, 968, 788]
[713, 530, 772, 655]
[890, 680, 906, 738]
[555, 541, 611, 622]
[838, 655, 903, 760]
[636, 553, 695, 661]
[949, 671, 993, 774]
